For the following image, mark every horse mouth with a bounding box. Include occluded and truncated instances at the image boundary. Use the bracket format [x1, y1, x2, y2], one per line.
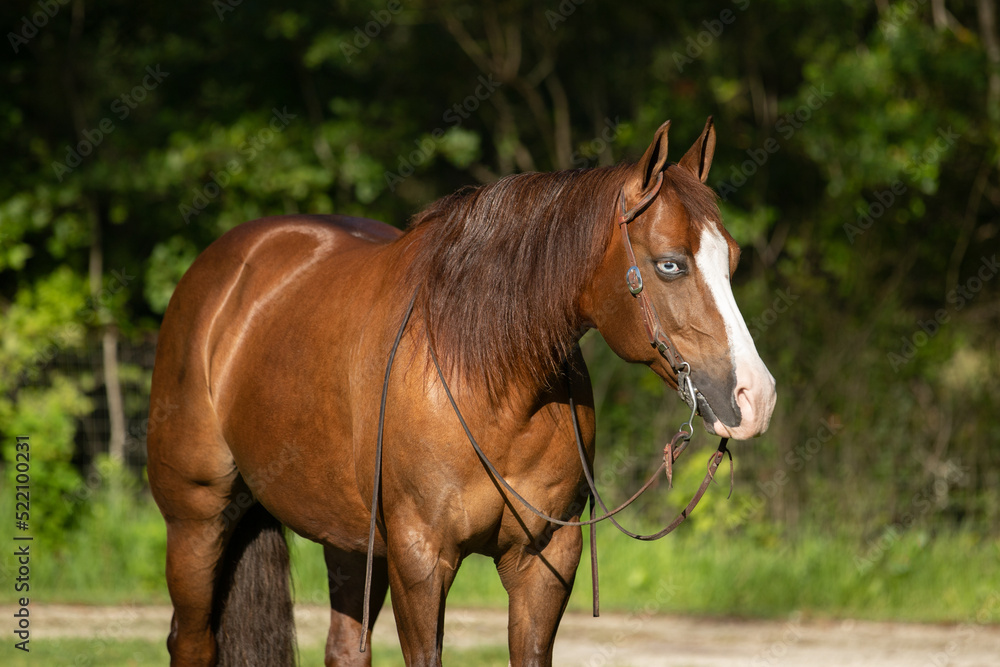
[696, 393, 722, 435]
[694, 389, 763, 440]
[686, 372, 742, 438]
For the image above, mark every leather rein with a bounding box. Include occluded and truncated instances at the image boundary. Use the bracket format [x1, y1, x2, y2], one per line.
[359, 172, 733, 651]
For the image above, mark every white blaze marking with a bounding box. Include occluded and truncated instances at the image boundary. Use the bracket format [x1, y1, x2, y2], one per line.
[695, 224, 776, 436]
[696, 225, 759, 367]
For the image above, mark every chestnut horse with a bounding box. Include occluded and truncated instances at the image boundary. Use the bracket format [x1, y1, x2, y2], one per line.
[148, 118, 775, 666]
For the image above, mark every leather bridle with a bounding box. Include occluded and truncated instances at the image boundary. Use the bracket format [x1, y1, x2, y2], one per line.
[616, 170, 704, 418]
[358, 173, 733, 651]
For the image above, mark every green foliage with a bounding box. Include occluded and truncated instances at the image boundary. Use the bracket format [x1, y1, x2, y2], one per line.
[143, 236, 198, 314]
[0, 377, 89, 541]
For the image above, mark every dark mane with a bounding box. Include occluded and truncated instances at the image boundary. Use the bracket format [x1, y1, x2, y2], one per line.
[406, 163, 719, 402]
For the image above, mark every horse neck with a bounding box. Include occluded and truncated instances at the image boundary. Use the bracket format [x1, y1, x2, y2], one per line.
[401, 166, 627, 407]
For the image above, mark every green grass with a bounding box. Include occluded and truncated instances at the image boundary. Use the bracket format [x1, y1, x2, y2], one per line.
[8, 488, 998, 625]
[290, 526, 1000, 624]
[299, 642, 509, 666]
[4, 638, 168, 666]
[34, 489, 169, 605]
[2, 637, 510, 667]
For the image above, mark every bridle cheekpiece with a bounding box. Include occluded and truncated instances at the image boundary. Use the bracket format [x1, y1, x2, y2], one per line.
[615, 170, 704, 423]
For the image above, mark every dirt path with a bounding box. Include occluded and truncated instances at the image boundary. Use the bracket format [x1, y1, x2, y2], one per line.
[13, 604, 1000, 666]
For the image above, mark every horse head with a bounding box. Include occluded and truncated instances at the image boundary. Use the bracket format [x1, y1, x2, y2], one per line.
[581, 118, 776, 440]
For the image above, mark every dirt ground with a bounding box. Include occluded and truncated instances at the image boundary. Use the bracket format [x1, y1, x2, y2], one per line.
[16, 603, 1000, 666]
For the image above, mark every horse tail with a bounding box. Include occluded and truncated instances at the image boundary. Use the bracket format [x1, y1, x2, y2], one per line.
[213, 503, 297, 666]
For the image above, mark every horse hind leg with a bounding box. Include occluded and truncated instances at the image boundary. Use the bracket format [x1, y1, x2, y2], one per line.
[322, 546, 389, 666]
[157, 461, 245, 666]
[161, 509, 229, 666]
[152, 441, 295, 666]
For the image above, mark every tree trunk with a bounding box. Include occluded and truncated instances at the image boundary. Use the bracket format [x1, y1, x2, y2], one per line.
[90, 205, 126, 464]
[979, 0, 1000, 125]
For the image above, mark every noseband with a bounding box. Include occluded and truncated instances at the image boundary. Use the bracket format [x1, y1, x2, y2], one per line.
[616, 170, 703, 418]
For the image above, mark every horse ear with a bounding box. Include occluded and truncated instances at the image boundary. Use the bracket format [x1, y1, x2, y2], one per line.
[628, 120, 671, 199]
[678, 116, 716, 183]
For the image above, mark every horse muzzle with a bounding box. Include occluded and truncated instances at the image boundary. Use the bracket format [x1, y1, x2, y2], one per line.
[692, 365, 776, 441]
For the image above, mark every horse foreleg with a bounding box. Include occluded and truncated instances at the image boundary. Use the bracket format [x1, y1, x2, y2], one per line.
[322, 546, 388, 666]
[497, 523, 583, 667]
[385, 524, 461, 667]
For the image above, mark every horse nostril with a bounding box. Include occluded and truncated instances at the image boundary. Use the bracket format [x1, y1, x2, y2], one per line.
[735, 387, 755, 428]
[732, 372, 777, 437]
